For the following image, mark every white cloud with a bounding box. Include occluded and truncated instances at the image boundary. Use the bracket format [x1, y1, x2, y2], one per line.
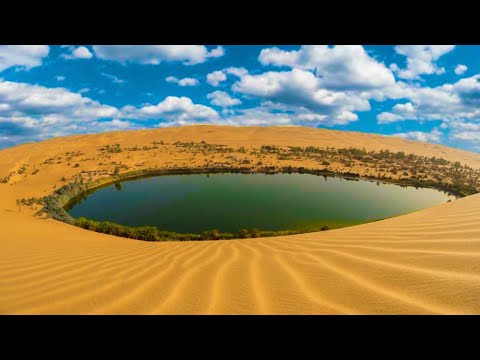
[0, 79, 121, 144]
[218, 108, 293, 126]
[392, 128, 442, 143]
[258, 45, 395, 90]
[165, 76, 199, 86]
[451, 132, 480, 141]
[259, 47, 299, 67]
[62, 46, 93, 60]
[392, 45, 455, 79]
[56, 76, 66, 81]
[218, 105, 357, 127]
[376, 75, 480, 124]
[92, 45, 224, 65]
[225, 67, 248, 77]
[232, 68, 370, 122]
[206, 71, 227, 86]
[125, 96, 218, 122]
[205, 67, 248, 87]
[335, 111, 359, 124]
[445, 120, 480, 144]
[78, 88, 90, 94]
[447, 120, 480, 132]
[90, 119, 139, 132]
[454, 64, 468, 75]
[0, 81, 117, 118]
[207, 91, 242, 107]
[377, 112, 403, 124]
[101, 72, 125, 84]
[0, 45, 50, 72]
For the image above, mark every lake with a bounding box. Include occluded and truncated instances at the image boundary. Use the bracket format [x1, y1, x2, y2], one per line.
[66, 173, 456, 233]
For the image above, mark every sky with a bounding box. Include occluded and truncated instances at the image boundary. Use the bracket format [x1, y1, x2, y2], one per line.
[1, 45, 480, 152]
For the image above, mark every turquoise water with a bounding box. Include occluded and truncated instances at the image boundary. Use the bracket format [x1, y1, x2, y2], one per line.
[66, 173, 456, 233]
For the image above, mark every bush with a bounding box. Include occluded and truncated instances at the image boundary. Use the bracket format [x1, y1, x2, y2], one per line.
[238, 228, 250, 238]
[250, 228, 260, 238]
[320, 225, 330, 231]
[201, 229, 220, 240]
[134, 226, 159, 241]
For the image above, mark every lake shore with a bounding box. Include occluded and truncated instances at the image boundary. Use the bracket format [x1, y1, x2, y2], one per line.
[61, 170, 456, 241]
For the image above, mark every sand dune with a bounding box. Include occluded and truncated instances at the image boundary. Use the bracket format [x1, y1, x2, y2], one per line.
[1, 125, 480, 314]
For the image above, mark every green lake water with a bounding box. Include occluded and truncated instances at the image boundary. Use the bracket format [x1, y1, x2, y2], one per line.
[66, 173, 456, 233]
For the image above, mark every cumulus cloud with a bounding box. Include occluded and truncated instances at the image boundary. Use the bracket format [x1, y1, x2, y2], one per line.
[0, 45, 50, 72]
[206, 67, 248, 86]
[216, 105, 358, 127]
[62, 46, 93, 60]
[0, 79, 121, 145]
[225, 67, 248, 77]
[454, 64, 468, 75]
[392, 128, 442, 143]
[207, 91, 242, 107]
[92, 45, 224, 65]
[451, 132, 480, 141]
[444, 120, 480, 144]
[258, 45, 395, 90]
[377, 75, 480, 124]
[232, 68, 369, 123]
[377, 112, 403, 124]
[206, 71, 227, 86]
[218, 108, 293, 127]
[165, 76, 199, 86]
[123, 96, 218, 123]
[56, 76, 66, 81]
[0, 81, 118, 118]
[391, 45, 455, 79]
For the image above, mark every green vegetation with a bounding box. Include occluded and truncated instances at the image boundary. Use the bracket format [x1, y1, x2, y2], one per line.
[98, 143, 122, 153]
[73, 217, 332, 241]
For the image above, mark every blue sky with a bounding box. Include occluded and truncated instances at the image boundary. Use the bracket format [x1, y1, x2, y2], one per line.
[1, 45, 480, 152]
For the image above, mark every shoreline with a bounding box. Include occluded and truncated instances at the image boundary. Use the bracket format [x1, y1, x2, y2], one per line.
[23, 165, 462, 241]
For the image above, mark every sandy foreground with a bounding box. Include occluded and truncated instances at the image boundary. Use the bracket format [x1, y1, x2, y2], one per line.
[1, 125, 480, 314]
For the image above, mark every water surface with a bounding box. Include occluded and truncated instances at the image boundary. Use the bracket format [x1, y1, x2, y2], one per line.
[67, 173, 456, 233]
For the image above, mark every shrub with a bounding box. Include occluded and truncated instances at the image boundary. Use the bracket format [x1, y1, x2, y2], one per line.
[238, 228, 250, 238]
[250, 228, 260, 238]
[135, 226, 159, 241]
[320, 225, 330, 231]
[210, 229, 221, 240]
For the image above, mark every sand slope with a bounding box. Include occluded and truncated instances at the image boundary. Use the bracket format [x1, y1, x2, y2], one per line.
[1, 125, 480, 314]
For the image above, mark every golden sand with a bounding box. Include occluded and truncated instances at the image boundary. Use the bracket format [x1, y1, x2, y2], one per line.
[1, 125, 480, 314]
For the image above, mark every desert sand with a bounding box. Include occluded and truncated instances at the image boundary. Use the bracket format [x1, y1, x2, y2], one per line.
[1, 125, 480, 314]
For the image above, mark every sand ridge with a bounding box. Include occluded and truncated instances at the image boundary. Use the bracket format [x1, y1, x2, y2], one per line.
[1, 125, 480, 314]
